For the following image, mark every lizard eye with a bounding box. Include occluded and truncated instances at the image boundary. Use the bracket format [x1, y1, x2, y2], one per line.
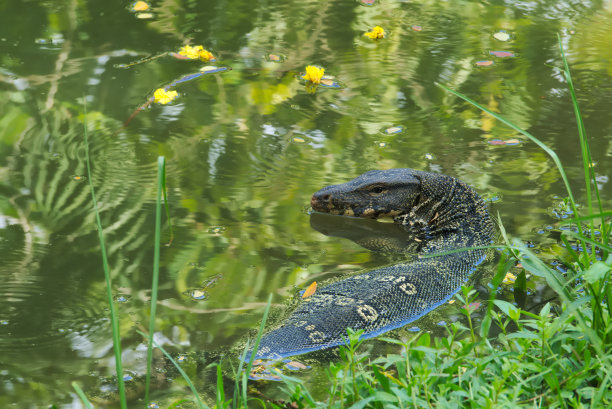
[368, 185, 387, 195]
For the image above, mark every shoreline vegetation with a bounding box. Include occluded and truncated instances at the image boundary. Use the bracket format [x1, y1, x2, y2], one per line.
[73, 36, 611, 408]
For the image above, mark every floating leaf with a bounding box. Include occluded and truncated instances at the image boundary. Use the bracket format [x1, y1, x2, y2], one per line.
[284, 360, 309, 371]
[493, 31, 511, 42]
[476, 60, 494, 67]
[135, 12, 154, 19]
[208, 226, 226, 234]
[302, 281, 317, 298]
[188, 289, 208, 300]
[490, 50, 515, 58]
[202, 274, 223, 289]
[199, 65, 230, 74]
[383, 126, 403, 135]
[319, 76, 342, 88]
[266, 54, 285, 62]
[411, 25, 422, 31]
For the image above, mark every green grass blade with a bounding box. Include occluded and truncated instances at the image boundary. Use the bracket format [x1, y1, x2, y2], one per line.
[82, 99, 127, 409]
[145, 156, 165, 404]
[560, 211, 612, 225]
[71, 382, 94, 409]
[562, 230, 612, 254]
[217, 362, 225, 407]
[161, 160, 174, 245]
[236, 294, 273, 408]
[136, 330, 209, 409]
[244, 294, 273, 378]
[233, 340, 250, 409]
[557, 33, 603, 253]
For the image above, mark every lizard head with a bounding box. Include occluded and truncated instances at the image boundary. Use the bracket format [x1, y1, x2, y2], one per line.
[311, 169, 421, 219]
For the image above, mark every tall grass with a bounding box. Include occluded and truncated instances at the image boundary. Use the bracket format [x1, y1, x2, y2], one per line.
[144, 156, 166, 404]
[81, 100, 127, 409]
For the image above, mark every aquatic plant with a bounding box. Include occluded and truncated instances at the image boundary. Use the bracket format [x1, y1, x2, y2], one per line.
[364, 26, 385, 39]
[302, 65, 325, 84]
[153, 88, 179, 105]
[177, 45, 216, 62]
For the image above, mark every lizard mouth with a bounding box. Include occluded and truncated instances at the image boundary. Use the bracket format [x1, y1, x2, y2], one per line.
[310, 192, 333, 212]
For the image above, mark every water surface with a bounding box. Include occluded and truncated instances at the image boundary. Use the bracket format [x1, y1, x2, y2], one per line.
[1, 0, 612, 407]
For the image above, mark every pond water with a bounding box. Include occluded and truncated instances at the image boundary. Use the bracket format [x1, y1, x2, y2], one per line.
[1, 0, 612, 407]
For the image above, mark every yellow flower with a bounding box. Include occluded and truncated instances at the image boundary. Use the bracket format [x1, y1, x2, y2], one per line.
[302, 65, 325, 84]
[364, 26, 385, 39]
[178, 45, 215, 61]
[153, 88, 178, 104]
[132, 1, 150, 11]
[502, 272, 517, 285]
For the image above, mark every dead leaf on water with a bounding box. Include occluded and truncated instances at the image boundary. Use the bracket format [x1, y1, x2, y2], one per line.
[284, 361, 309, 370]
[490, 50, 515, 58]
[302, 281, 317, 298]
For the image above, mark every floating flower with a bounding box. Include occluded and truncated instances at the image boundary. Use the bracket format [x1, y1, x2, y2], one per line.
[302, 65, 325, 84]
[132, 1, 150, 11]
[178, 45, 215, 61]
[364, 26, 385, 39]
[153, 88, 178, 104]
[502, 272, 517, 285]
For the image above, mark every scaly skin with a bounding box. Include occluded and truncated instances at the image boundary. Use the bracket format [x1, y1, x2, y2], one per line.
[255, 169, 494, 360]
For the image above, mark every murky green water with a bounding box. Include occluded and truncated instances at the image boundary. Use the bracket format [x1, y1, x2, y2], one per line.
[1, 0, 612, 407]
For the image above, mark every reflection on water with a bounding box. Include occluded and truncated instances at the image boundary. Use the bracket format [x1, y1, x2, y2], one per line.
[1, 0, 612, 406]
